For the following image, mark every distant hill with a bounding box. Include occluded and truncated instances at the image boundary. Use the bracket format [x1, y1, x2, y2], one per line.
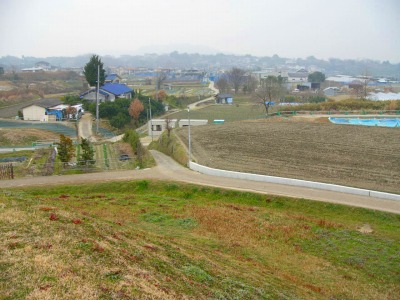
[1, 53, 399, 78]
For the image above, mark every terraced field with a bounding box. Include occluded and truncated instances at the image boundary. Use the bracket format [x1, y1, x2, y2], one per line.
[176, 117, 400, 194]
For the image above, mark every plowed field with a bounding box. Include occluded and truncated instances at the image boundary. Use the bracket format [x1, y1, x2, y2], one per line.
[176, 117, 400, 194]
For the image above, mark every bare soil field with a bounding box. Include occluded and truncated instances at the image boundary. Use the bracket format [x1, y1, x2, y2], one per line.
[0, 128, 61, 146]
[176, 117, 400, 194]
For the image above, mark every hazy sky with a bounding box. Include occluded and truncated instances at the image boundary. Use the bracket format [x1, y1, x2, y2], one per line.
[1, 0, 399, 62]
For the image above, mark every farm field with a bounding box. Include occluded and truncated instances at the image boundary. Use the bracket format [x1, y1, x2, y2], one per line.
[176, 117, 400, 194]
[0, 128, 61, 147]
[136, 81, 212, 98]
[167, 103, 270, 122]
[0, 139, 137, 178]
[0, 180, 399, 299]
[0, 120, 77, 139]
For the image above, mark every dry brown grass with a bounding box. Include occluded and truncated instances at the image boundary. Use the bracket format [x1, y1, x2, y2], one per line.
[0, 128, 60, 146]
[1, 183, 399, 299]
[189, 204, 399, 299]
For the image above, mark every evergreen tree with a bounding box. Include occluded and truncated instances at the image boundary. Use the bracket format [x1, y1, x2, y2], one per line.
[79, 138, 95, 165]
[83, 55, 106, 87]
[56, 134, 75, 165]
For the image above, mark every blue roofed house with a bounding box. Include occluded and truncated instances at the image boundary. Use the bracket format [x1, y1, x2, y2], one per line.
[80, 83, 133, 102]
[105, 74, 121, 84]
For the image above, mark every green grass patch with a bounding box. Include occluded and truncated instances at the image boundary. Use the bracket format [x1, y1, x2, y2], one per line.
[149, 131, 188, 165]
[167, 103, 271, 122]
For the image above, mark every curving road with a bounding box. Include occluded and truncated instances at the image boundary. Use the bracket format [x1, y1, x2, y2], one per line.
[0, 150, 399, 214]
[187, 81, 219, 110]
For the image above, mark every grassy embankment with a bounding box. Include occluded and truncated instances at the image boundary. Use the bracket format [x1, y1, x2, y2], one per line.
[149, 131, 188, 165]
[0, 180, 399, 299]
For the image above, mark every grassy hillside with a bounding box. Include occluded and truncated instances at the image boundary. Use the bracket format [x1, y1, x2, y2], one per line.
[1, 180, 399, 299]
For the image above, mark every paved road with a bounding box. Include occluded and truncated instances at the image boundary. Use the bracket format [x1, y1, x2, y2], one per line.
[1, 150, 399, 214]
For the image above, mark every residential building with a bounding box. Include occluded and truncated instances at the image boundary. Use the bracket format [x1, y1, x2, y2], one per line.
[80, 83, 133, 102]
[105, 74, 121, 84]
[21, 98, 63, 121]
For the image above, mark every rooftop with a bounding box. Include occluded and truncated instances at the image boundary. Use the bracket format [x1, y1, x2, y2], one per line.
[101, 83, 132, 95]
[22, 98, 63, 109]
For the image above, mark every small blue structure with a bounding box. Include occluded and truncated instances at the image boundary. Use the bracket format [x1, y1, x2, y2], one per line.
[215, 94, 233, 104]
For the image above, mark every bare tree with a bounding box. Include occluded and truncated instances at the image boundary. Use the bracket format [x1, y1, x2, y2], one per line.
[243, 75, 258, 94]
[215, 77, 229, 93]
[361, 68, 372, 99]
[165, 117, 173, 137]
[254, 76, 286, 116]
[155, 72, 167, 91]
[227, 67, 246, 94]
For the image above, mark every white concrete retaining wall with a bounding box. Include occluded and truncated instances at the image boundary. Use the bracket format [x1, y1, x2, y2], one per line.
[189, 162, 400, 201]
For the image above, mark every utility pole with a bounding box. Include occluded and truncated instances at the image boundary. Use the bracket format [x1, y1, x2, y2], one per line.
[149, 98, 153, 141]
[188, 107, 191, 164]
[96, 64, 100, 133]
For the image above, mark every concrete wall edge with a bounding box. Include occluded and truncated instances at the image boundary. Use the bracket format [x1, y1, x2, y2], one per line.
[189, 162, 400, 202]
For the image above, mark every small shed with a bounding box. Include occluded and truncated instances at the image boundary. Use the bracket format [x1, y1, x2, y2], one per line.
[148, 119, 178, 137]
[178, 119, 208, 127]
[22, 98, 63, 121]
[215, 94, 233, 104]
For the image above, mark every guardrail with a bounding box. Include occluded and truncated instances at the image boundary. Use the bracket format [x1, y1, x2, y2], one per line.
[189, 162, 400, 202]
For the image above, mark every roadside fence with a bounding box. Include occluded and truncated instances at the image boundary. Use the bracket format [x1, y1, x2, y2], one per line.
[0, 163, 14, 180]
[6, 157, 136, 179]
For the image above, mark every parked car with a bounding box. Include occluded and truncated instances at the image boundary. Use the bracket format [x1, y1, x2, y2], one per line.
[119, 154, 130, 161]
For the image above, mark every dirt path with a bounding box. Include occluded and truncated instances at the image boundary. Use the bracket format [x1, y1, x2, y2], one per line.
[78, 113, 96, 142]
[187, 81, 219, 110]
[1, 150, 399, 214]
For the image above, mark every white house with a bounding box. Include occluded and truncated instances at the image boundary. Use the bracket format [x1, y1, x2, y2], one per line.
[287, 69, 309, 83]
[21, 98, 63, 121]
